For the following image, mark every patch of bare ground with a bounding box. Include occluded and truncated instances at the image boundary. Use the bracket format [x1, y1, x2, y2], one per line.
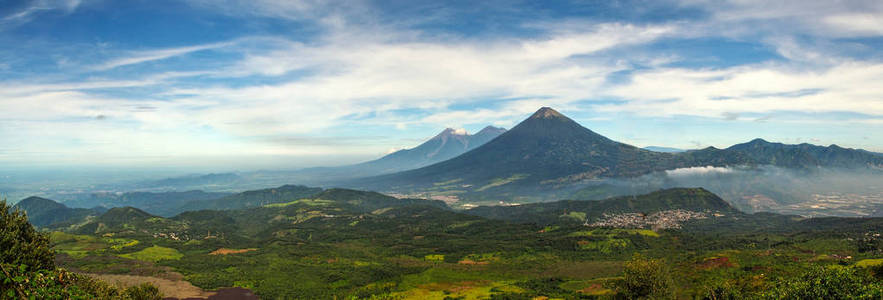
[209, 248, 258, 255]
[578, 283, 605, 294]
[85, 273, 216, 299]
[457, 259, 489, 265]
[418, 280, 491, 293]
[539, 261, 622, 279]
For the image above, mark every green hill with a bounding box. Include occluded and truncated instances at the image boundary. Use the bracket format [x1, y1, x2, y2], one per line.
[310, 188, 448, 212]
[12, 196, 103, 227]
[466, 188, 736, 225]
[65, 187, 447, 242]
[178, 184, 323, 212]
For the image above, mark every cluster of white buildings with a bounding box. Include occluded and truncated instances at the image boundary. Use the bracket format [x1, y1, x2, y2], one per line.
[588, 209, 709, 230]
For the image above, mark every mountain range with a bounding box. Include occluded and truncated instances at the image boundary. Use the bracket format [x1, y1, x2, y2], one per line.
[291, 126, 506, 184]
[351, 107, 883, 200]
[18, 107, 881, 219]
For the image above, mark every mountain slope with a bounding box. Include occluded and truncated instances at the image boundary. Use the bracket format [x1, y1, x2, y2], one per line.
[13, 196, 103, 227]
[310, 188, 449, 212]
[294, 126, 506, 183]
[356, 107, 674, 193]
[369, 126, 507, 171]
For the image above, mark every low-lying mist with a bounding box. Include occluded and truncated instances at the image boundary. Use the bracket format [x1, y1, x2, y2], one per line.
[571, 166, 883, 217]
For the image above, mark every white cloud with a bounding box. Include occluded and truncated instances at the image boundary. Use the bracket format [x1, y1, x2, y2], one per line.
[184, 0, 373, 25]
[92, 41, 235, 71]
[823, 13, 883, 36]
[167, 22, 671, 134]
[0, 19, 678, 166]
[678, 0, 883, 38]
[666, 166, 734, 177]
[597, 61, 883, 118]
[1, 0, 82, 27]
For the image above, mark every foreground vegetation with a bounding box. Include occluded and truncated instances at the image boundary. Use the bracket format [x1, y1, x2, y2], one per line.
[1, 199, 162, 299]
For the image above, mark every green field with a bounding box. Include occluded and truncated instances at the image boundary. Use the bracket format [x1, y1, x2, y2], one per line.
[118, 245, 183, 262]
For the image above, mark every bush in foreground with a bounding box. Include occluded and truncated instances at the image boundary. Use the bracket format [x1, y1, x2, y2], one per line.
[613, 254, 675, 299]
[1, 199, 161, 299]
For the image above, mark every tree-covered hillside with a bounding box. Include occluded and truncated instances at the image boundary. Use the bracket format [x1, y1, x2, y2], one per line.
[13, 196, 104, 227]
[178, 184, 323, 212]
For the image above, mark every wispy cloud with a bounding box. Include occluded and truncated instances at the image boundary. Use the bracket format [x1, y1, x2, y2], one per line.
[92, 41, 235, 71]
[597, 60, 883, 118]
[823, 13, 883, 36]
[1, 0, 82, 27]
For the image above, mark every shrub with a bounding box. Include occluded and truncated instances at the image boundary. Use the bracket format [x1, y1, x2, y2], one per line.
[0, 199, 55, 270]
[0, 198, 161, 299]
[123, 283, 162, 300]
[761, 265, 883, 299]
[613, 254, 675, 299]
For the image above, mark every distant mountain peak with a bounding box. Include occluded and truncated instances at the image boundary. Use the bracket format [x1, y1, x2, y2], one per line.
[529, 107, 566, 120]
[476, 126, 506, 136]
[16, 196, 67, 211]
[434, 128, 469, 139]
[748, 138, 770, 144]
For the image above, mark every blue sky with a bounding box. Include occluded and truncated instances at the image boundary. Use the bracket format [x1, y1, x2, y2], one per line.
[1, 0, 882, 171]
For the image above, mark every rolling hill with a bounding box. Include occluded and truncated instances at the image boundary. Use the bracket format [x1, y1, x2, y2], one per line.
[466, 188, 737, 225]
[12, 196, 104, 227]
[65, 188, 449, 240]
[177, 184, 323, 212]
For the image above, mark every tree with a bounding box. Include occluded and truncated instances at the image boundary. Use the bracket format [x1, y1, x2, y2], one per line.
[762, 266, 883, 299]
[614, 254, 675, 299]
[1, 198, 162, 299]
[0, 198, 54, 270]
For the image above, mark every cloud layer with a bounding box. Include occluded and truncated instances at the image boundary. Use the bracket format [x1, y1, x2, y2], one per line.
[0, 0, 881, 169]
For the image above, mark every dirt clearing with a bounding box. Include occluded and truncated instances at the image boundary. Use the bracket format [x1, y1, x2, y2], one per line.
[86, 273, 215, 299]
[209, 248, 258, 255]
